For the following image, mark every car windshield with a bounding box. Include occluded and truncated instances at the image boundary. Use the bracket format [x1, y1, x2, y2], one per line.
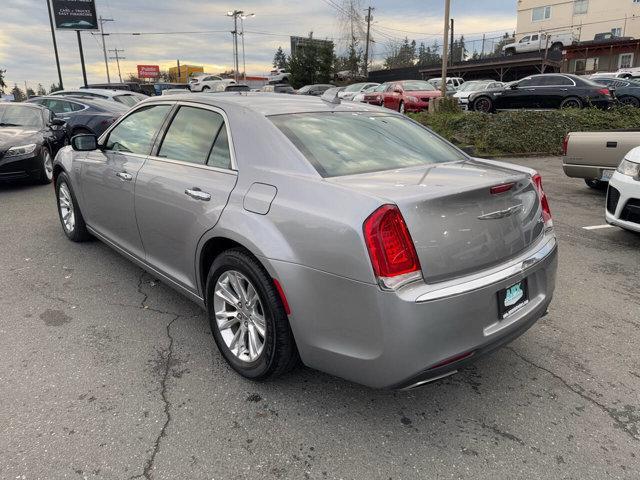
[402, 81, 436, 91]
[344, 83, 366, 92]
[0, 105, 43, 127]
[458, 81, 490, 92]
[297, 85, 312, 93]
[270, 112, 465, 177]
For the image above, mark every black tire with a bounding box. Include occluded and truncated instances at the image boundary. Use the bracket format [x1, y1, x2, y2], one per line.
[55, 172, 91, 242]
[202, 86, 210, 91]
[206, 248, 298, 381]
[504, 48, 515, 56]
[618, 96, 640, 107]
[33, 146, 53, 185]
[560, 96, 582, 109]
[550, 42, 563, 52]
[585, 178, 607, 190]
[473, 96, 493, 113]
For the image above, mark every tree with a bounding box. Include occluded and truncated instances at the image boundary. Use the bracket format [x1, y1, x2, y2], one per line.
[273, 46, 288, 70]
[0, 69, 6, 94]
[49, 83, 62, 93]
[126, 74, 142, 83]
[383, 37, 417, 69]
[36, 83, 47, 96]
[416, 41, 441, 67]
[10, 84, 25, 102]
[451, 36, 468, 63]
[25, 87, 36, 98]
[288, 38, 334, 88]
[490, 32, 515, 58]
[335, 39, 362, 75]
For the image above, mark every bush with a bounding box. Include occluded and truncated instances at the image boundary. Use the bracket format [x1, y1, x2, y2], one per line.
[409, 107, 640, 156]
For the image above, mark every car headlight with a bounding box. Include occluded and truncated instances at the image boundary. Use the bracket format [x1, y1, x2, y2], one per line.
[5, 143, 37, 157]
[406, 96, 419, 103]
[617, 159, 640, 178]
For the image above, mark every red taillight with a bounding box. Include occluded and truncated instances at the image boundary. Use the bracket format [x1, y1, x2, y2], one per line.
[597, 88, 610, 96]
[562, 134, 569, 156]
[363, 205, 421, 280]
[490, 183, 514, 195]
[532, 173, 552, 227]
[273, 279, 291, 315]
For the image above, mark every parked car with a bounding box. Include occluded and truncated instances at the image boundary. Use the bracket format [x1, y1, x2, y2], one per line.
[0, 103, 67, 183]
[337, 82, 380, 101]
[261, 84, 296, 94]
[380, 80, 443, 113]
[362, 83, 389, 106]
[562, 130, 640, 189]
[352, 84, 379, 103]
[503, 32, 576, 55]
[469, 74, 613, 112]
[591, 77, 640, 106]
[296, 84, 335, 96]
[162, 89, 195, 96]
[83, 82, 147, 94]
[428, 77, 465, 90]
[268, 68, 290, 84]
[27, 96, 129, 137]
[52, 93, 557, 389]
[453, 80, 504, 109]
[205, 83, 250, 93]
[49, 88, 147, 107]
[606, 147, 640, 232]
[153, 83, 190, 96]
[189, 75, 225, 92]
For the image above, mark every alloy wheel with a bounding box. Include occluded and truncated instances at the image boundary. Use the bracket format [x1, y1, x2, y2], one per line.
[43, 150, 53, 181]
[213, 270, 266, 363]
[475, 98, 491, 112]
[58, 182, 75, 232]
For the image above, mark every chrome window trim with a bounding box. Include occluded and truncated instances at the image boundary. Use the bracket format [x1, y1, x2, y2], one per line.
[145, 155, 238, 176]
[150, 100, 238, 171]
[415, 234, 557, 303]
[519, 75, 577, 88]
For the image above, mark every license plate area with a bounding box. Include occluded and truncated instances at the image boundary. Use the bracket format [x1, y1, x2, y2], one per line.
[497, 278, 529, 320]
[601, 169, 615, 181]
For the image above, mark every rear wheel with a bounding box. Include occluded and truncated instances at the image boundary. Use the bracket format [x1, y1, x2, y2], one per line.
[550, 42, 563, 52]
[207, 249, 298, 381]
[504, 48, 515, 56]
[33, 147, 53, 184]
[56, 173, 91, 242]
[585, 178, 607, 190]
[560, 97, 582, 109]
[202, 86, 210, 91]
[618, 96, 640, 107]
[473, 96, 493, 113]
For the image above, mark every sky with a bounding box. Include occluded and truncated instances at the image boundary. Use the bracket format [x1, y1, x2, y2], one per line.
[1, 0, 517, 91]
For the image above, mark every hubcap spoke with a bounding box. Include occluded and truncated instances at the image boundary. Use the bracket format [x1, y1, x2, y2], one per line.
[251, 313, 266, 338]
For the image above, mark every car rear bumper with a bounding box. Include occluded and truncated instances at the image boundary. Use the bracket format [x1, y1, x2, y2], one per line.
[0, 152, 41, 180]
[562, 159, 617, 180]
[605, 171, 640, 232]
[271, 231, 557, 389]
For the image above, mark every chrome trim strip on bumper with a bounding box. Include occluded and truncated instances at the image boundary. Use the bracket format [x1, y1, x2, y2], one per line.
[415, 235, 557, 303]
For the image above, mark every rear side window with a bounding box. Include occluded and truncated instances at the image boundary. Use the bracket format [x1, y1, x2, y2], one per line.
[113, 95, 138, 107]
[105, 104, 171, 154]
[270, 112, 466, 177]
[158, 106, 231, 168]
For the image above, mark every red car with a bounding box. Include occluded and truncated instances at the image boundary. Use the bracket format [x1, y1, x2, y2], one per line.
[380, 80, 442, 113]
[363, 83, 389, 106]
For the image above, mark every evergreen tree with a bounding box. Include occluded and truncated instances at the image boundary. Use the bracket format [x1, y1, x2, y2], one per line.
[10, 84, 25, 102]
[383, 37, 417, 69]
[288, 39, 334, 88]
[49, 83, 62, 93]
[26, 87, 36, 98]
[273, 46, 288, 70]
[36, 83, 47, 96]
[0, 69, 6, 94]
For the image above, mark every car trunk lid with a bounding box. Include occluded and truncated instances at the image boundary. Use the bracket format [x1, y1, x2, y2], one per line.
[329, 160, 544, 283]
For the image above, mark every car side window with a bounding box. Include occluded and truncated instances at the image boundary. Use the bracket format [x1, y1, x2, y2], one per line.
[158, 106, 225, 165]
[531, 34, 539, 41]
[520, 36, 531, 43]
[42, 99, 75, 114]
[105, 105, 171, 154]
[518, 77, 535, 87]
[207, 123, 232, 169]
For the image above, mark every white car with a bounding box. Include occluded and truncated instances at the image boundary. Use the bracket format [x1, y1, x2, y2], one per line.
[268, 68, 290, 84]
[338, 82, 380, 101]
[428, 77, 465, 91]
[503, 32, 576, 55]
[453, 80, 503, 109]
[352, 84, 379, 103]
[606, 147, 640, 233]
[189, 75, 228, 92]
[50, 89, 147, 107]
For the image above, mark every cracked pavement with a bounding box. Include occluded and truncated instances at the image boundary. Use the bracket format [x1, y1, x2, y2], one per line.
[0, 156, 639, 479]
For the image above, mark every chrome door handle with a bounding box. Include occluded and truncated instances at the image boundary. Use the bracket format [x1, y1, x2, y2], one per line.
[184, 188, 211, 201]
[116, 171, 133, 181]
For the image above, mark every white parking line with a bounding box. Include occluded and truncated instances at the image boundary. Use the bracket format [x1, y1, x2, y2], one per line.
[582, 224, 615, 230]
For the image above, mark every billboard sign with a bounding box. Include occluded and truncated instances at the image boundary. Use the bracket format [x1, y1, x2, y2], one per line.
[51, 0, 98, 30]
[137, 65, 161, 79]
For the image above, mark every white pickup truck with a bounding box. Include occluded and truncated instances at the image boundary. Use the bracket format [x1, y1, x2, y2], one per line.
[562, 131, 640, 189]
[504, 32, 576, 55]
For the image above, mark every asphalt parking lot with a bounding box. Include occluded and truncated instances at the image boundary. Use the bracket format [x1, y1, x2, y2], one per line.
[1, 156, 639, 480]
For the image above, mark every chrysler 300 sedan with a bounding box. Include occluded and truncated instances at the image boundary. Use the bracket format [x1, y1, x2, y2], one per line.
[52, 93, 557, 389]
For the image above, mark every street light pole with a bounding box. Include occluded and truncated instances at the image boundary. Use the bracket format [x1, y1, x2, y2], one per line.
[240, 13, 255, 83]
[440, 0, 451, 98]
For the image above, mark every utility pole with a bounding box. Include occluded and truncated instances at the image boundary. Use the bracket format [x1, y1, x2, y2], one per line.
[239, 13, 254, 82]
[46, 0, 63, 90]
[76, 30, 88, 87]
[364, 6, 374, 77]
[449, 18, 454, 67]
[98, 16, 114, 83]
[481, 34, 486, 58]
[227, 10, 242, 83]
[441, 0, 451, 98]
[109, 48, 125, 83]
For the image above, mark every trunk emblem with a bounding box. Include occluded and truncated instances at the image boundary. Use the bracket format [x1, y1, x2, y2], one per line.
[478, 204, 523, 220]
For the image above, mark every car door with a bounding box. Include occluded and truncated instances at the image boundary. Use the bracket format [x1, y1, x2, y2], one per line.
[134, 103, 238, 291]
[78, 103, 173, 258]
[500, 77, 542, 109]
[516, 35, 531, 53]
[540, 75, 573, 108]
[385, 83, 402, 110]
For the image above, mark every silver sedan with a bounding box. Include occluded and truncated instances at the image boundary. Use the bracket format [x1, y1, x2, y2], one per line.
[52, 93, 557, 389]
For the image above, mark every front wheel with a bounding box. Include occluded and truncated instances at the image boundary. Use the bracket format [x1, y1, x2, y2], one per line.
[473, 96, 493, 113]
[560, 97, 582, 109]
[56, 173, 91, 242]
[585, 178, 607, 190]
[207, 249, 298, 381]
[33, 147, 53, 184]
[618, 96, 640, 107]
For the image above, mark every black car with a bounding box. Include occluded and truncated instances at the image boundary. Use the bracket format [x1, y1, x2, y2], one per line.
[592, 77, 640, 107]
[296, 84, 334, 96]
[0, 103, 67, 183]
[27, 96, 129, 137]
[469, 74, 613, 112]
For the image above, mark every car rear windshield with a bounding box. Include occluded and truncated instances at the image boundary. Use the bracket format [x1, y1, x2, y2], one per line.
[114, 95, 139, 107]
[0, 105, 43, 127]
[270, 112, 466, 177]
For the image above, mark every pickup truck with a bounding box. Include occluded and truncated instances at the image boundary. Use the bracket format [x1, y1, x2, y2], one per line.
[562, 131, 640, 188]
[504, 32, 576, 55]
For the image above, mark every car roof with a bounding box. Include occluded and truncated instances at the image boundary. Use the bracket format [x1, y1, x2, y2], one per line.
[33, 95, 129, 111]
[53, 88, 133, 97]
[141, 92, 390, 116]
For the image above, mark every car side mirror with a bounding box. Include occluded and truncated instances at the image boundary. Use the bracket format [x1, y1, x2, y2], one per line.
[51, 117, 66, 127]
[71, 134, 98, 151]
